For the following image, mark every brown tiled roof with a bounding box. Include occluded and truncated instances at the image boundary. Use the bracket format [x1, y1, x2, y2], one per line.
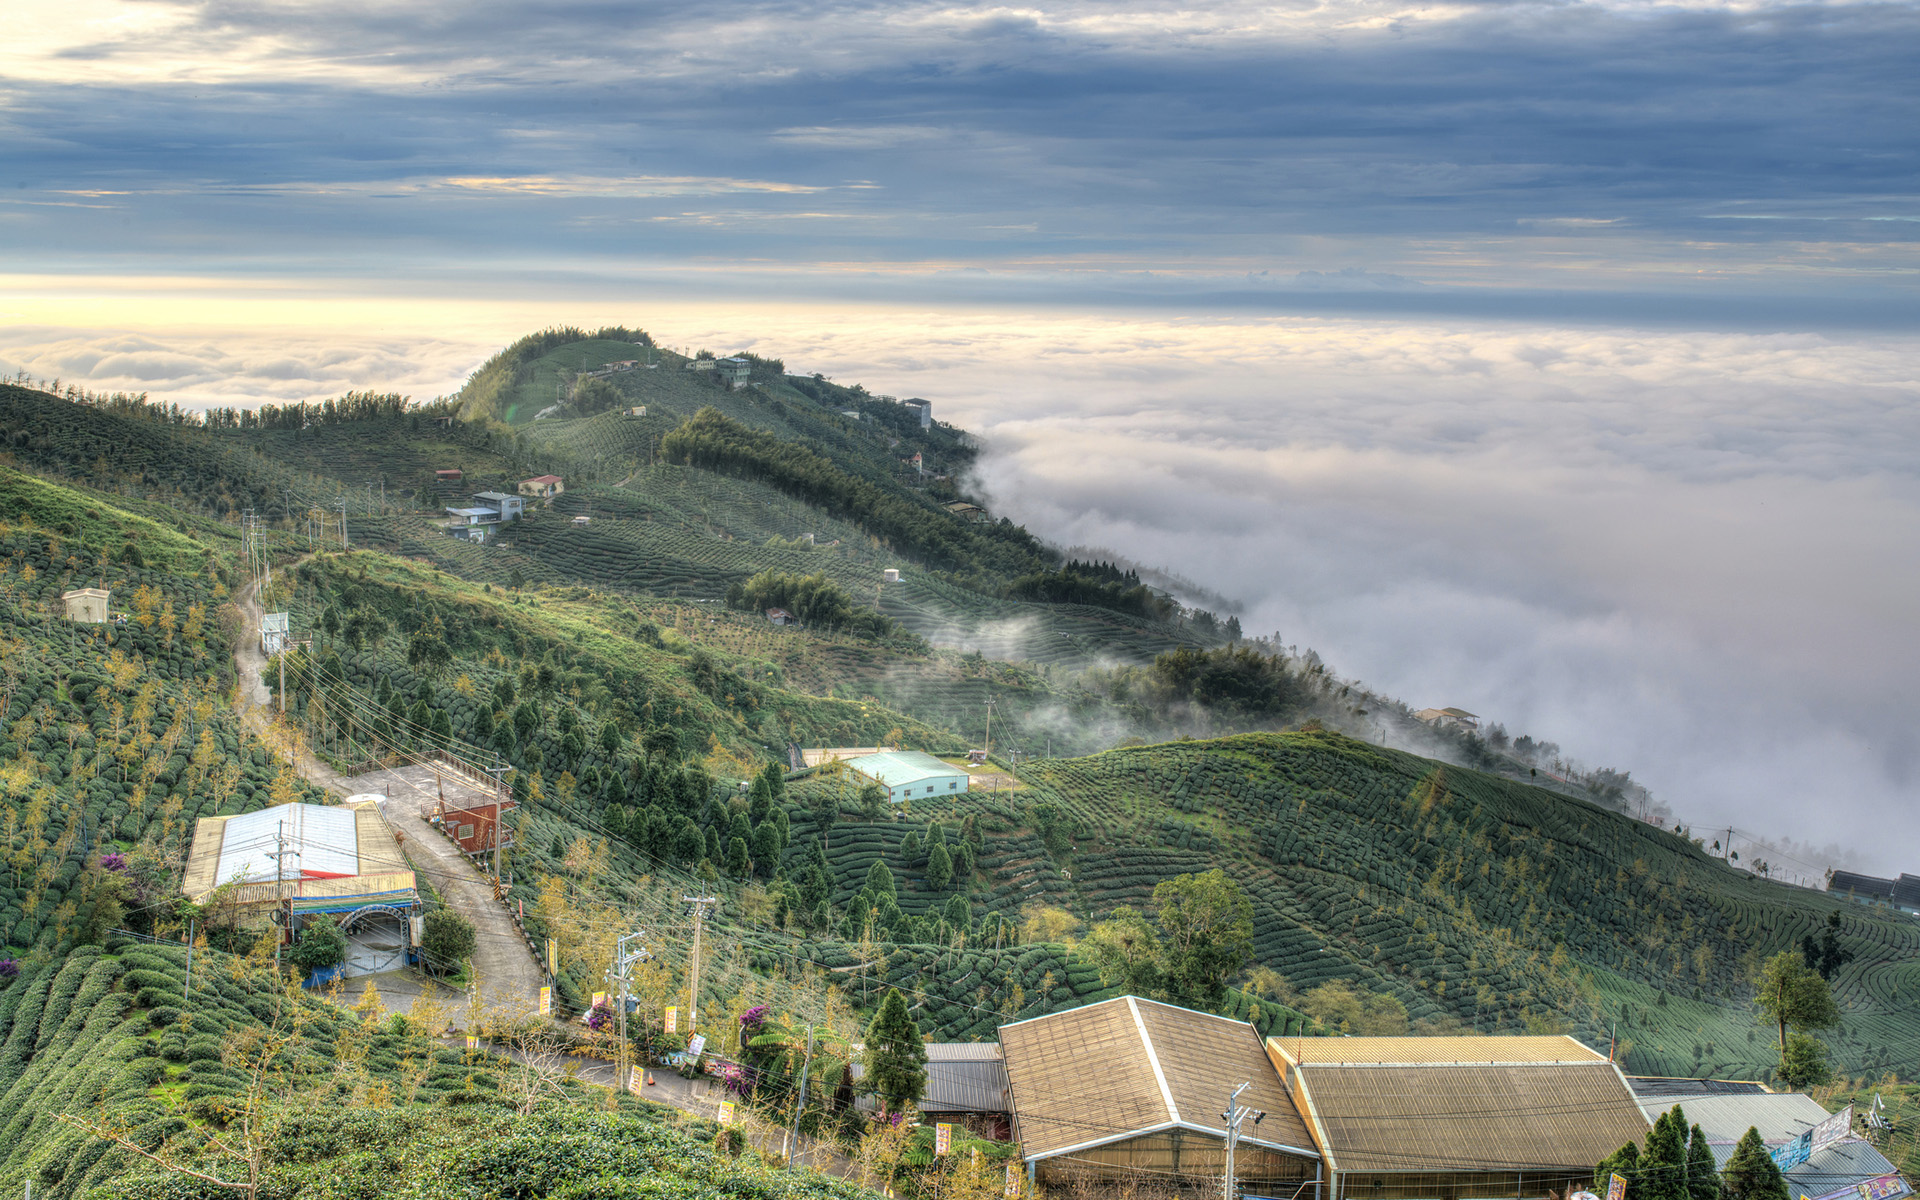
[999, 996, 1316, 1162]
[1269, 1035, 1606, 1067]
[1292, 1060, 1650, 1173]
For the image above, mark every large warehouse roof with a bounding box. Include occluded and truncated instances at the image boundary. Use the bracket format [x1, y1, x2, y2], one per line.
[182, 800, 414, 913]
[999, 995, 1317, 1163]
[1269, 1034, 1607, 1067]
[844, 750, 967, 788]
[1288, 1058, 1650, 1173]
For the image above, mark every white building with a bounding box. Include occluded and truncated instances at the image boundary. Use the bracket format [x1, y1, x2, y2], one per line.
[62, 588, 111, 623]
[845, 750, 970, 804]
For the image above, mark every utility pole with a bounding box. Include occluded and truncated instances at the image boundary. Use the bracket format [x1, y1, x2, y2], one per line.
[337, 498, 349, 551]
[1221, 1082, 1263, 1200]
[485, 763, 511, 899]
[786, 1024, 816, 1170]
[683, 894, 717, 1031]
[612, 932, 652, 1092]
[983, 696, 994, 757]
[183, 918, 194, 1004]
[267, 819, 300, 971]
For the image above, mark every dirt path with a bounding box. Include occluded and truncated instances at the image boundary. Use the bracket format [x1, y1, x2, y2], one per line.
[230, 568, 544, 1028]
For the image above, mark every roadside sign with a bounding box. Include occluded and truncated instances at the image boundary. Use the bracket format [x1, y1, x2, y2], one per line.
[1005, 1162, 1021, 1197]
[538, 986, 551, 1016]
[719, 1100, 736, 1125]
[665, 1006, 678, 1033]
[465, 1035, 478, 1051]
[936, 1124, 953, 1155]
[1608, 1173, 1629, 1200]
[688, 1034, 707, 1057]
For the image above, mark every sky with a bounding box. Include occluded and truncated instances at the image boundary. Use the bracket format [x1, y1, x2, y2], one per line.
[2, 0, 1916, 872]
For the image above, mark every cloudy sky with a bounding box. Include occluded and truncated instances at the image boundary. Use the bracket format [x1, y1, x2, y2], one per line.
[3, 0, 1916, 870]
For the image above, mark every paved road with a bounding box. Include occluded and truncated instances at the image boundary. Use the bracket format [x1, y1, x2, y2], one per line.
[231, 569, 545, 1028]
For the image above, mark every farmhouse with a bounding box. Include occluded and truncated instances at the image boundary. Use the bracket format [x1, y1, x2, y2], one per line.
[434, 468, 463, 482]
[1413, 707, 1480, 733]
[62, 587, 111, 623]
[444, 490, 524, 543]
[715, 357, 752, 389]
[882, 568, 901, 583]
[902, 397, 932, 429]
[944, 501, 988, 523]
[182, 799, 418, 930]
[626, 406, 647, 418]
[843, 750, 969, 803]
[1000, 995, 1319, 1197]
[765, 607, 794, 627]
[519, 475, 565, 499]
[1266, 1035, 1650, 1200]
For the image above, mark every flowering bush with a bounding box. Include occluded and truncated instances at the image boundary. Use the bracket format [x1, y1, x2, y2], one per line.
[0, 959, 18, 979]
[99, 853, 128, 872]
[739, 1004, 768, 1034]
[586, 1002, 613, 1032]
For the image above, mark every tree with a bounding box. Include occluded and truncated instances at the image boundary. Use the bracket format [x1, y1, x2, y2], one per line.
[750, 821, 780, 877]
[1686, 1123, 1722, 1200]
[943, 893, 971, 933]
[1083, 905, 1163, 997]
[1594, 1140, 1640, 1194]
[748, 775, 773, 825]
[1151, 869, 1254, 1009]
[1638, 1106, 1687, 1200]
[287, 920, 347, 973]
[1723, 1127, 1790, 1200]
[1754, 950, 1840, 1051]
[859, 782, 886, 821]
[809, 783, 841, 845]
[1300, 981, 1407, 1036]
[1777, 1031, 1833, 1089]
[863, 859, 896, 901]
[759, 760, 787, 806]
[861, 988, 926, 1113]
[726, 836, 750, 878]
[421, 908, 476, 972]
[1800, 911, 1854, 982]
[925, 841, 952, 892]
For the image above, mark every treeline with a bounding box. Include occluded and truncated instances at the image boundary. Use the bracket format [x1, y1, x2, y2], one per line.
[200, 392, 456, 430]
[1005, 561, 1176, 621]
[661, 408, 1046, 577]
[1091, 645, 1315, 727]
[456, 325, 653, 423]
[725, 568, 893, 638]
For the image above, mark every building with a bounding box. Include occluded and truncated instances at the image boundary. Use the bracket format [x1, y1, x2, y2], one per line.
[765, 607, 794, 627]
[1266, 1035, 1650, 1200]
[853, 1043, 1013, 1140]
[434, 468, 463, 482]
[572, 515, 591, 527]
[1827, 869, 1920, 914]
[1413, 707, 1481, 733]
[902, 398, 932, 429]
[62, 587, 111, 623]
[1000, 995, 1320, 1197]
[882, 568, 901, 583]
[944, 501, 988, 523]
[685, 358, 716, 373]
[433, 796, 518, 857]
[715, 357, 752, 389]
[260, 611, 290, 655]
[444, 491, 524, 543]
[519, 475, 565, 499]
[1648, 1090, 1910, 1200]
[182, 799, 418, 929]
[843, 750, 970, 803]
[626, 406, 648, 418]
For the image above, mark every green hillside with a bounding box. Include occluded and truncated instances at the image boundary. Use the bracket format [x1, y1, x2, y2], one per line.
[0, 325, 1910, 1194]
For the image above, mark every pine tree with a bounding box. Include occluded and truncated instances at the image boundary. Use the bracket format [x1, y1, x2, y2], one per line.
[1639, 1106, 1688, 1200]
[748, 775, 773, 825]
[862, 987, 927, 1114]
[726, 836, 750, 877]
[1595, 1141, 1640, 1194]
[926, 841, 952, 892]
[1723, 1127, 1789, 1200]
[864, 859, 896, 900]
[1685, 1124, 1721, 1200]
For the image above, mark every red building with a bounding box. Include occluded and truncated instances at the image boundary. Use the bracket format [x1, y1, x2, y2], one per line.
[436, 798, 517, 855]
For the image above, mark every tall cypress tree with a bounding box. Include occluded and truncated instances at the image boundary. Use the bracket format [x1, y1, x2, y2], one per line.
[1685, 1123, 1721, 1200]
[862, 987, 927, 1114]
[1639, 1106, 1688, 1200]
[1595, 1141, 1641, 1194]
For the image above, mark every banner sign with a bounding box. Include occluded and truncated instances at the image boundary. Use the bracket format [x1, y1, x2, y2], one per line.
[1006, 1162, 1022, 1198]
[1859, 1176, 1908, 1200]
[688, 1034, 707, 1058]
[1810, 1106, 1853, 1154]
[628, 1070, 644, 1095]
[718, 1100, 736, 1125]
[591, 991, 607, 1010]
[665, 1006, 678, 1033]
[538, 986, 552, 1016]
[1608, 1173, 1629, 1200]
[465, 1035, 478, 1051]
[545, 938, 558, 974]
[1772, 1132, 1813, 1171]
[936, 1124, 953, 1156]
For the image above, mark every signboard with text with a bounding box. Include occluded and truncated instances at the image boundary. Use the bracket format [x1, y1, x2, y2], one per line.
[688, 1034, 707, 1058]
[936, 1124, 953, 1156]
[719, 1100, 736, 1126]
[538, 986, 552, 1016]
[1006, 1162, 1022, 1197]
[1810, 1106, 1853, 1154]
[665, 1006, 678, 1033]
[465, 1035, 478, 1051]
[1608, 1172, 1629, 1200]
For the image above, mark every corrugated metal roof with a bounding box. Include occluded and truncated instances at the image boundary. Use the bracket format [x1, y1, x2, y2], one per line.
[845, 750, 969, 788]
[1293, 1060, 1650, 1173]
[1786, 1139, 1908, 1197]
[1271, 1035, 1606, 1067]
[1641, 1092, 1830, 1145]
[928, 1042, 1005, 1062]
[921, 1059, 1011, 1113]
[999, 996, 1316, 1163]
[1628, 1077, 1773, 1101]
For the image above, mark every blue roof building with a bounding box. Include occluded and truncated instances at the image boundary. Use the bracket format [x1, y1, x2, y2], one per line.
[845, 750, 969, 804]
